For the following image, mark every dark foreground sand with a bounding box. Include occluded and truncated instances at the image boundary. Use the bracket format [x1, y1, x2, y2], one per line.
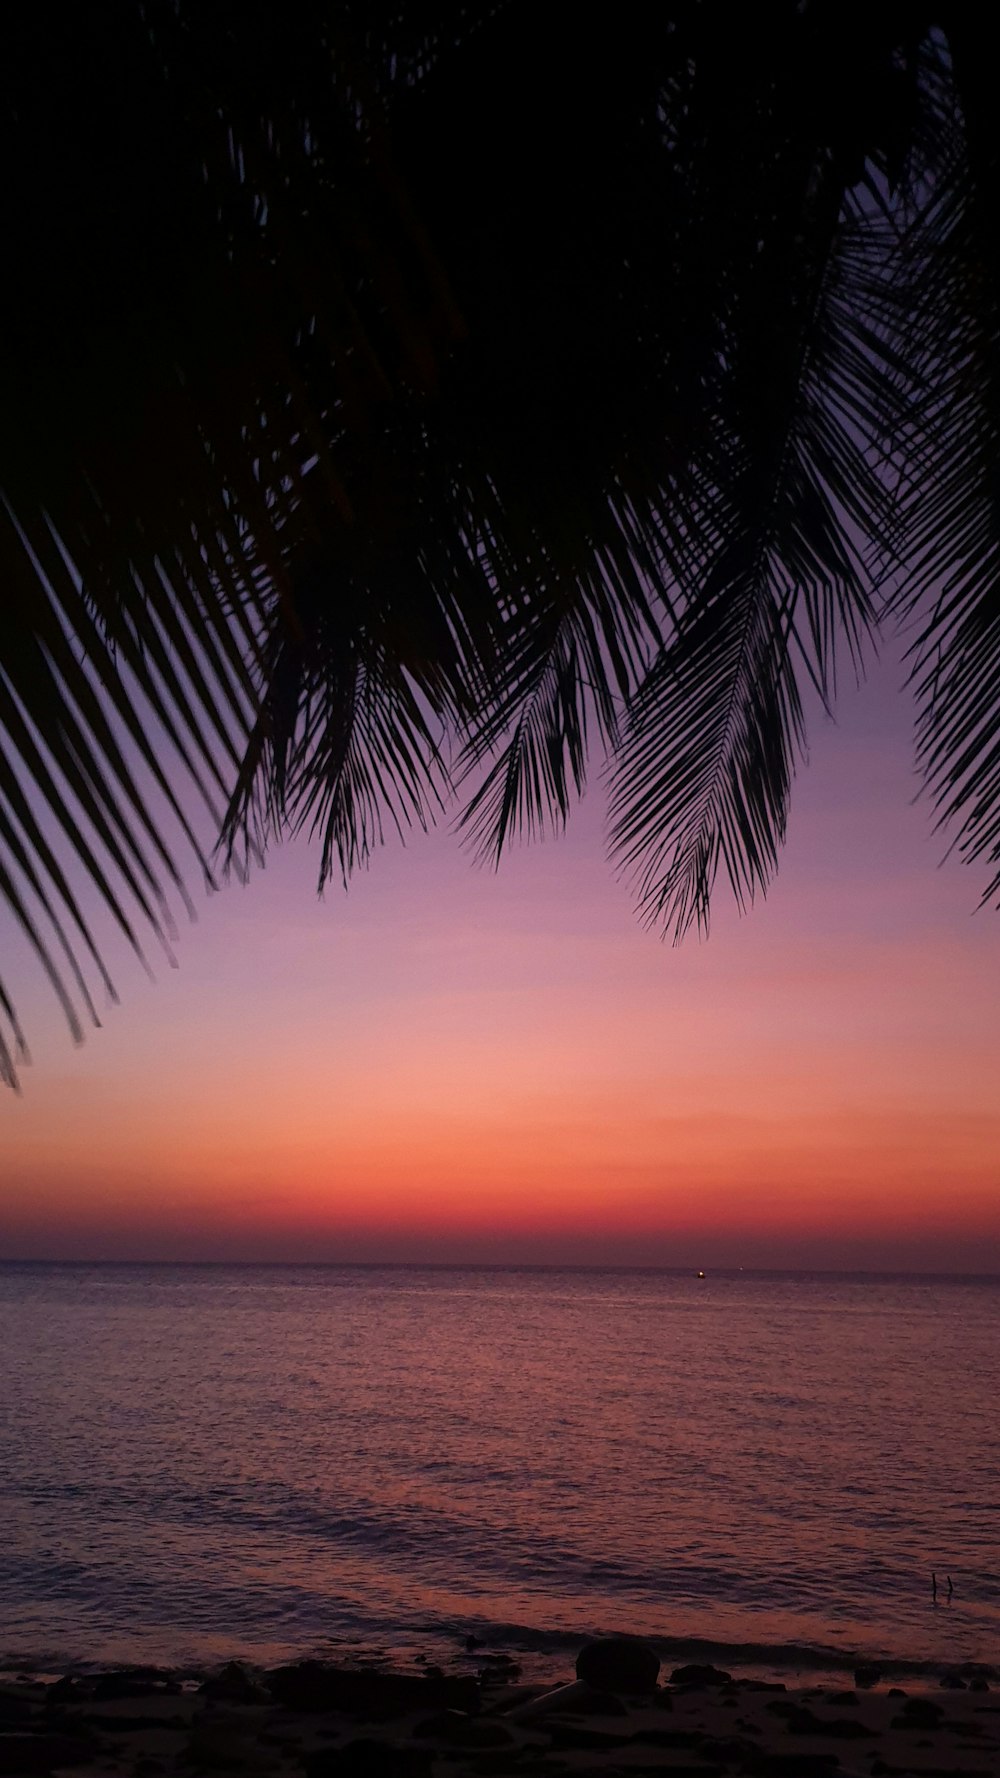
[2, 1654, 998, 1778]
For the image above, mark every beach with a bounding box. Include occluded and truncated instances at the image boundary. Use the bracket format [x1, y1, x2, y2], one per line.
[2, 1642, 998, 1778]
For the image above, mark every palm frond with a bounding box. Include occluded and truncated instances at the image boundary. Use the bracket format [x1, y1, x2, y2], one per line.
[4, 2, 1000, 1088]
[223, 559, 462, 891]
[885, 27, 1000, 903]
[607, 13, 909, 934]
[2, 0, 472, 1080]
[457, 503, 666, 861]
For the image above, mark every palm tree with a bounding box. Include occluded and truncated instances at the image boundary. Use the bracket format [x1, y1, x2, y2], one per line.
[2, 2, 997, 1086]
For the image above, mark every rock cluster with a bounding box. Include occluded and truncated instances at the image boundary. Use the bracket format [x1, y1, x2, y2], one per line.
[0, 1646, 998, 1778]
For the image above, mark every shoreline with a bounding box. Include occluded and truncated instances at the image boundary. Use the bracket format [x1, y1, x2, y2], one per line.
[3, 1627, 994, 1693]
[2, 1643, 997, 1778]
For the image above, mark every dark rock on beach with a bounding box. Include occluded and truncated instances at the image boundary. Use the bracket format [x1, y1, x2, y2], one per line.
[893, 1696, 945, 1728]
[852, 1663, 882, 1689]
[781, 1705, 873, 1739]
[575, 1638, 660, 1694]
[268, 1661, 480, 1719]
[784, 1706, 826, 1734]
[670, 1663, 733, 1688]
[199, 1664, 269, 1705]
[93, 1670, 174, 1701]
[42, 1680, 83, 1708]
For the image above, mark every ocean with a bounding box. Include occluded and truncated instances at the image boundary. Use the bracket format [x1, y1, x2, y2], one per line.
[1, 1262, 997, 1681]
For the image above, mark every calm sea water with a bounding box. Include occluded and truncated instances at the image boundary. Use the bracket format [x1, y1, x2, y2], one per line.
[1, 1263, 998, 1680]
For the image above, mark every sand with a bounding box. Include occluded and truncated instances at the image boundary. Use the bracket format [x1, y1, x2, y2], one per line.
[1, 1656, 998, 1778]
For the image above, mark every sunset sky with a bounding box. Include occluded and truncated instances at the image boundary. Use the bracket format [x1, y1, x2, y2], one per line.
[1, 643, 998, 1270]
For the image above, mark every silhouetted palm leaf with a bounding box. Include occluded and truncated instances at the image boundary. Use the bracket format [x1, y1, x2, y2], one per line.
[884, 27, 1000, 903]
[3, 3, 1000, 1086]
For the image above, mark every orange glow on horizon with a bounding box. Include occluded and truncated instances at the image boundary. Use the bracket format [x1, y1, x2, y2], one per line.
[2, 658, 999, 1270]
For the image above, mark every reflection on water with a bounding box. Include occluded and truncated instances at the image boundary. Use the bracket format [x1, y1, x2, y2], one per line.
[1, 1263, 998, 1673]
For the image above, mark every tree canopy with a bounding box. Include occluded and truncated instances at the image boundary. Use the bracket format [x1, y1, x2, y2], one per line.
[2, 2, 998, 1086]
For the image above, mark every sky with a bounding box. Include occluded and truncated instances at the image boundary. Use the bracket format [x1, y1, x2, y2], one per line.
[1, 644, 998, 1270]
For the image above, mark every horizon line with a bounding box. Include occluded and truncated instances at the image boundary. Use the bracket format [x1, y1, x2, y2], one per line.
[1, 1256, 999, 1282]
